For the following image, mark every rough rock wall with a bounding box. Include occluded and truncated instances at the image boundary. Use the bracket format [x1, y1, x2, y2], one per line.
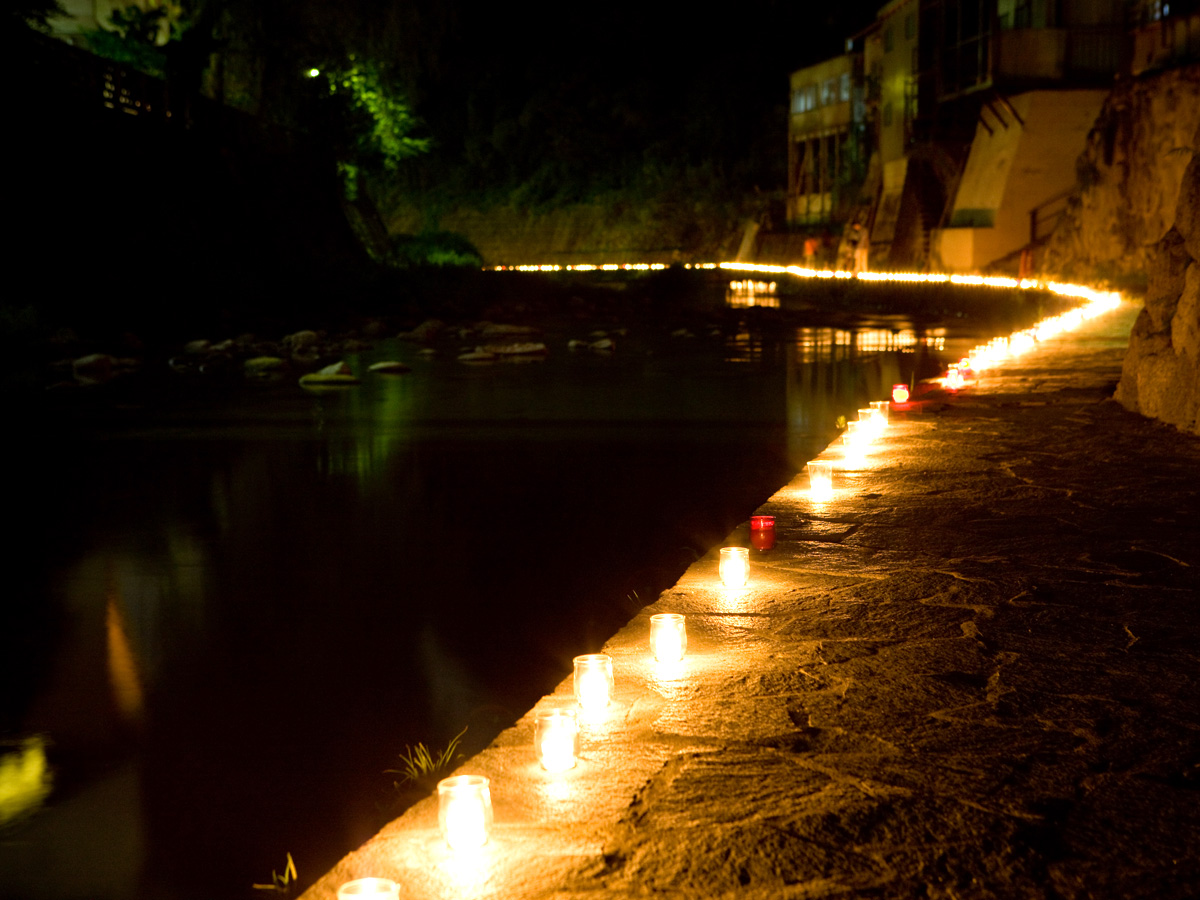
[1043, 65, 1200, 284]
[1115, 128, 1200, 436]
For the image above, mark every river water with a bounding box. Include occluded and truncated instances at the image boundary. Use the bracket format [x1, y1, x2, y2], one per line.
[1, 285, 1038, 899]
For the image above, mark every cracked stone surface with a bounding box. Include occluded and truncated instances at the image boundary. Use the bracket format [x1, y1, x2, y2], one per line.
[301, 301, 1200, 900]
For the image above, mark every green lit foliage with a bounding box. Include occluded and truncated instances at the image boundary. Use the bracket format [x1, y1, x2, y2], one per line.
[316, 56, 428, 197]
[6, 0, 65, 33]
[82, 3, 187, 78]
[322, 56, 429, 170]
[388, 231, 482, 269]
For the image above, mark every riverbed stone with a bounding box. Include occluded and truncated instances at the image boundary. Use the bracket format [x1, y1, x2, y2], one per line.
[300, 299, 1200, 900]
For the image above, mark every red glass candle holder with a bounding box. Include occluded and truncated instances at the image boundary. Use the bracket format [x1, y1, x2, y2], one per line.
[749, 515, 775, 550]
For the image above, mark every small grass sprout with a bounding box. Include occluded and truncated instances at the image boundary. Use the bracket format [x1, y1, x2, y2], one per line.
[387, 727, 466, 788]
[252, 852, 297, 894]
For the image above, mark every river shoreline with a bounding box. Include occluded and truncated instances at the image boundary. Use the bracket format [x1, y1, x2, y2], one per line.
[300, 299, 1200, 900]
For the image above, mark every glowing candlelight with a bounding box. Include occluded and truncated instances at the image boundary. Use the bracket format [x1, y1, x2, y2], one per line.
[750, 515, 775, 550]
[892, 383, 910, 404]
[944, 365, 965, 390]
[807, 461, 833, 500]
[437, 775, 492, 850]
[649, 613, 687, 662]
[857, 408, 883, 438]
[535, 709, 579, 771]
[719, 546, 749, 588]
[843, 420, 870, 451]
[573, 654, 614, 711]
[869, 399, 889, 425]
[338, 878, 400, 899]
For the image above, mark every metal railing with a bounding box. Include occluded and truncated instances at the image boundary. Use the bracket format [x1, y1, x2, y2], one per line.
[1029, 187, 1074, 245]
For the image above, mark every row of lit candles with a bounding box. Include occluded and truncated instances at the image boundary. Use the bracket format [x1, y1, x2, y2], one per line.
[337, 391, 914, 894]
[336, 521, 784, 894]
[484, 260, 1116, 306]
[485, 260, 1115, 301]
[334, 610, 697, 895]
[934, 287, 1121, 394]
[337, 287, 1129, 894]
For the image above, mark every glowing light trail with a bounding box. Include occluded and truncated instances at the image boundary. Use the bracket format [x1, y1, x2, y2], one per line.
[486, 260, 1123, 390]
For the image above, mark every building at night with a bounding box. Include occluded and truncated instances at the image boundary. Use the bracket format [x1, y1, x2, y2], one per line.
[788, 0, 1200, 273]
[786, 53, 864, 226]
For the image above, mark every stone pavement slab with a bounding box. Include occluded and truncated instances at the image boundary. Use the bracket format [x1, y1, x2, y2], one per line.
[301, 300, 1200, 900]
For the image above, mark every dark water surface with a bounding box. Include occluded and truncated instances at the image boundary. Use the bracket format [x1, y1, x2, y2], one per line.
[2, 304, 1011, 899]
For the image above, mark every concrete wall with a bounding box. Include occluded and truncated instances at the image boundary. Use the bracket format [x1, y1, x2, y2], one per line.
[936, 89, 1107, 272]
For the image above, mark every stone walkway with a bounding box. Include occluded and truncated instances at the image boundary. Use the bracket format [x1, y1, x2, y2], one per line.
[301, 300, 1200, 900]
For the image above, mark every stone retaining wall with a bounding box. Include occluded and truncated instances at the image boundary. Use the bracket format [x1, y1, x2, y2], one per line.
[1114, 121, 1200, 435]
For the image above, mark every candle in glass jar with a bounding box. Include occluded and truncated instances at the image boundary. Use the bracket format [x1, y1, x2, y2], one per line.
[870, 399, 889, 425]
[573, 654, 614, 711]
[719, 547, 749, 588]
[807, 461, 833, 501]
[338, 878, 400, 899]
[749, 515, 775, 550]
[649, 613, 686, 662]
[892, 383, 910, 404]
[437, 775, 492, 850]
[535, 710, 579, 771]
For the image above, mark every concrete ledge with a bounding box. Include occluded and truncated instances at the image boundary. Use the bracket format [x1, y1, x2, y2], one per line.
[302, 301, 1200, 899]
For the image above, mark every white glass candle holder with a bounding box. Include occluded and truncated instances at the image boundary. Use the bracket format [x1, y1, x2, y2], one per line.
[573, 654, 614, 711]
[338, 878, 400, 899]
[860, 408, 884, 438]
[870, 399, 889, 425]
[843, 419, 863, 445]
[535, 709, 579, 771]
[719, 546, 749, 588]
[649, 613, 687, 662]
[807, 461, 833, 500]
[437, 775, 492, 850]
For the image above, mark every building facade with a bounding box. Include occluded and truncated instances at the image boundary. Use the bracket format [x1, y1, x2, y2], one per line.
[786, 0, 1198, 273]
[786, 53, 864, 226]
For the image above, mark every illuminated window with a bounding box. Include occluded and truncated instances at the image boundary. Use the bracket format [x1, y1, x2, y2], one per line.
[839, 72, 851, 101]
[820, 78, 835, 106]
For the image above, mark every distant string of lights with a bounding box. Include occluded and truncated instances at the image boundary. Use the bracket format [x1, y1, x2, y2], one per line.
[487, 262, 719, 272]
[485, 260, 1119, 306]
[485, 258, 1125, 397]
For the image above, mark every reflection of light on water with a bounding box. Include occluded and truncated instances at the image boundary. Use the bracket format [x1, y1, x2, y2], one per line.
[726, 280, 779, 308]
[791, 326, 943, 364]
[856, 330, 920, 352]
[106, 584, 145, 724]
[0, 736, 52, 826]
